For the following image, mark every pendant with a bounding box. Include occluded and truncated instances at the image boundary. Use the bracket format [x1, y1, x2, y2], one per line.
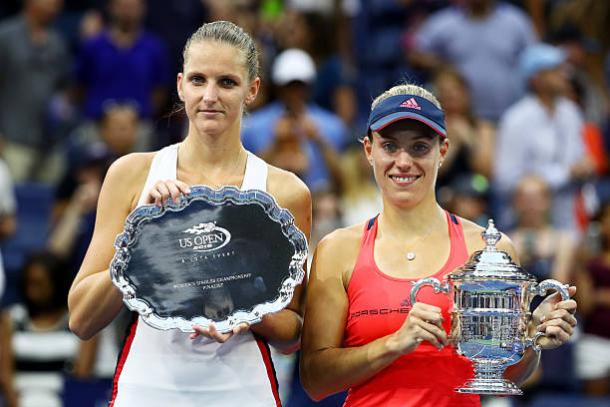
[406, 252, 416, 261]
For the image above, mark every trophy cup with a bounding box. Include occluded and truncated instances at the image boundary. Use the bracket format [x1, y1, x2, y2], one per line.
[410, 220, 570, 395]
[110, 186, 308, 333]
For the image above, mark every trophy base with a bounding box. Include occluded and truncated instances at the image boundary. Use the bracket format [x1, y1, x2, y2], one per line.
[456, 378, 523, 396]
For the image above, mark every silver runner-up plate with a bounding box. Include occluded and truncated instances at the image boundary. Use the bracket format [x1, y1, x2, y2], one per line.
[109, 186, 308, 333]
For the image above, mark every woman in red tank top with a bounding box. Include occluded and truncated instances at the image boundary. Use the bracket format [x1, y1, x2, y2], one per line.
[300, 83, 578, 407]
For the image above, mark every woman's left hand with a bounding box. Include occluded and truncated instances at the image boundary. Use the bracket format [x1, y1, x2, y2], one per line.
[190, 322, 250, 343]
[531, 286, 578, 350]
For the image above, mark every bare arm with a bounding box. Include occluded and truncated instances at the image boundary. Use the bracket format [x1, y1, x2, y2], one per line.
[68, 154, 149, 340]
[249, 169, 312, 352]
[0, 312, 17, 407]
[72, 336, 99, 378]
[48, 180, 100, 258]
[300, 232, 398, 400]
[300, 230, 447, 400]
[189, 169, 312, 352]
[0, 215, 16, 242]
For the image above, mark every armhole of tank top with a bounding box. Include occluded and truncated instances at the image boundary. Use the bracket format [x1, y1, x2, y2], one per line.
[446, 211, 469, 260]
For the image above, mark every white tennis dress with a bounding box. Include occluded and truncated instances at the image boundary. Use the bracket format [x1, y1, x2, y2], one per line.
[110, 144, 281, 407]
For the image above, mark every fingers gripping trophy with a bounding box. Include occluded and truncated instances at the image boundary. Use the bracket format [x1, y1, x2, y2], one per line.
[410, 220, 570, 395]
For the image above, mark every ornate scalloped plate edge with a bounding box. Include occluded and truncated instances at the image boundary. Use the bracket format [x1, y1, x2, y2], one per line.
[109, 185, 308, 333]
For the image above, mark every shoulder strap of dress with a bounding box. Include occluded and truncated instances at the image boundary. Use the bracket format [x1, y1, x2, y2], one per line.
[241, 151, 268, 192]
[136, 144, 179, 207]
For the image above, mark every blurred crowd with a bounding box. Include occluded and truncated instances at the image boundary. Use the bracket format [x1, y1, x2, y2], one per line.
[0, 0, 610, 406]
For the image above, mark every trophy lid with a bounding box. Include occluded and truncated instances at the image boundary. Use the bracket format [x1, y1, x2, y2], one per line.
[449, 219, 535, 282]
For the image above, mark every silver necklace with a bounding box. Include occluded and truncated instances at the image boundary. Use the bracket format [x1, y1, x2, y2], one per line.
[405, 227, 435, 261]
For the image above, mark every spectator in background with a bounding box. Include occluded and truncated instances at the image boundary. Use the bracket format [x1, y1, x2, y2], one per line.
[507, 174, 578, 399]
[275, 10, 358, 130]
[310, 188, 343, 253]
[145, 0, 207, 79]
[575, 200, 610, 396]
[0, 201, 16, 308]
[55, 102, 142, 217]
[49, 143, 111, 277]
[0, 0, 70, 183]
[49, 140, 123, 403]
[0, 310, 17, 407]
[510, 175, 576, 285]
[242, 48, 349, 191]
[0, 152, 17, 303]
[548, 0, 610, 82]
[432, 68, 495, 189]
[0, 153, 16, 407]
[565, 73, 609, 178]
[494, 43, 594, 233]
[550, 25, 609, 128]
[51, 103, 142, 279]
[0, 252, 81, 407]
[410, 0, 536, 122]
[75, 0, 171, 123]
[260, 109, 345, 195]
[259, 114, 311, 181]
[352, 0, 439, 123]
[442, 173, 490, 227]
[340, 144, 382, 227]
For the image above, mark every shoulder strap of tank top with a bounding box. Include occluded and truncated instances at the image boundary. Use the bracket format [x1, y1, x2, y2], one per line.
[366, 215, 378, 231]
[446, 211, 469, 260]
[136, 144, 178, 207]
[357, 216, 378, 265]
[241, 151, 268, 192]
[347, 215, 379, 293]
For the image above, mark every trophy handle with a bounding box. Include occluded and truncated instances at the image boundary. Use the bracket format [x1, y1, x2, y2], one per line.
[410, 278, 449, 305]
[530, 279, 570, 301]
[527, 279, 571, 352]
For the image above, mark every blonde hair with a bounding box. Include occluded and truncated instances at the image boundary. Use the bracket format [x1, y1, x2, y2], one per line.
[371, 83, 441, 110]
[182, 21, 259, 81]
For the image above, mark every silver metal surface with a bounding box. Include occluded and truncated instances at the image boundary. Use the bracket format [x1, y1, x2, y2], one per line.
[411, 219, 570, 395]
[110, 186, 308, 333]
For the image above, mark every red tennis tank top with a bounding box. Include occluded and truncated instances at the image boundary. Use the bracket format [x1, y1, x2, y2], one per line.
[343, 213, 480, 407]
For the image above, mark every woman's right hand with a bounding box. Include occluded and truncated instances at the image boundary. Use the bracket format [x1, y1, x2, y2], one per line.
[145, 179, 191, 207]
[190, 323, 250, 343]
[388, 302, 448, 354]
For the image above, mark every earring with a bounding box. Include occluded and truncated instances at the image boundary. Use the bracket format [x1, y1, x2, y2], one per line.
[439, 162, 443, 168]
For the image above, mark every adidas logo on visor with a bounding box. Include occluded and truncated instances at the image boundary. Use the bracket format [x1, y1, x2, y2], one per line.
[399, 97, 421, 110]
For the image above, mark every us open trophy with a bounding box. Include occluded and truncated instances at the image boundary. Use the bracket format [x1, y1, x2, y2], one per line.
[109, 186, 308, 333]
[410, 220, 570, 395]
